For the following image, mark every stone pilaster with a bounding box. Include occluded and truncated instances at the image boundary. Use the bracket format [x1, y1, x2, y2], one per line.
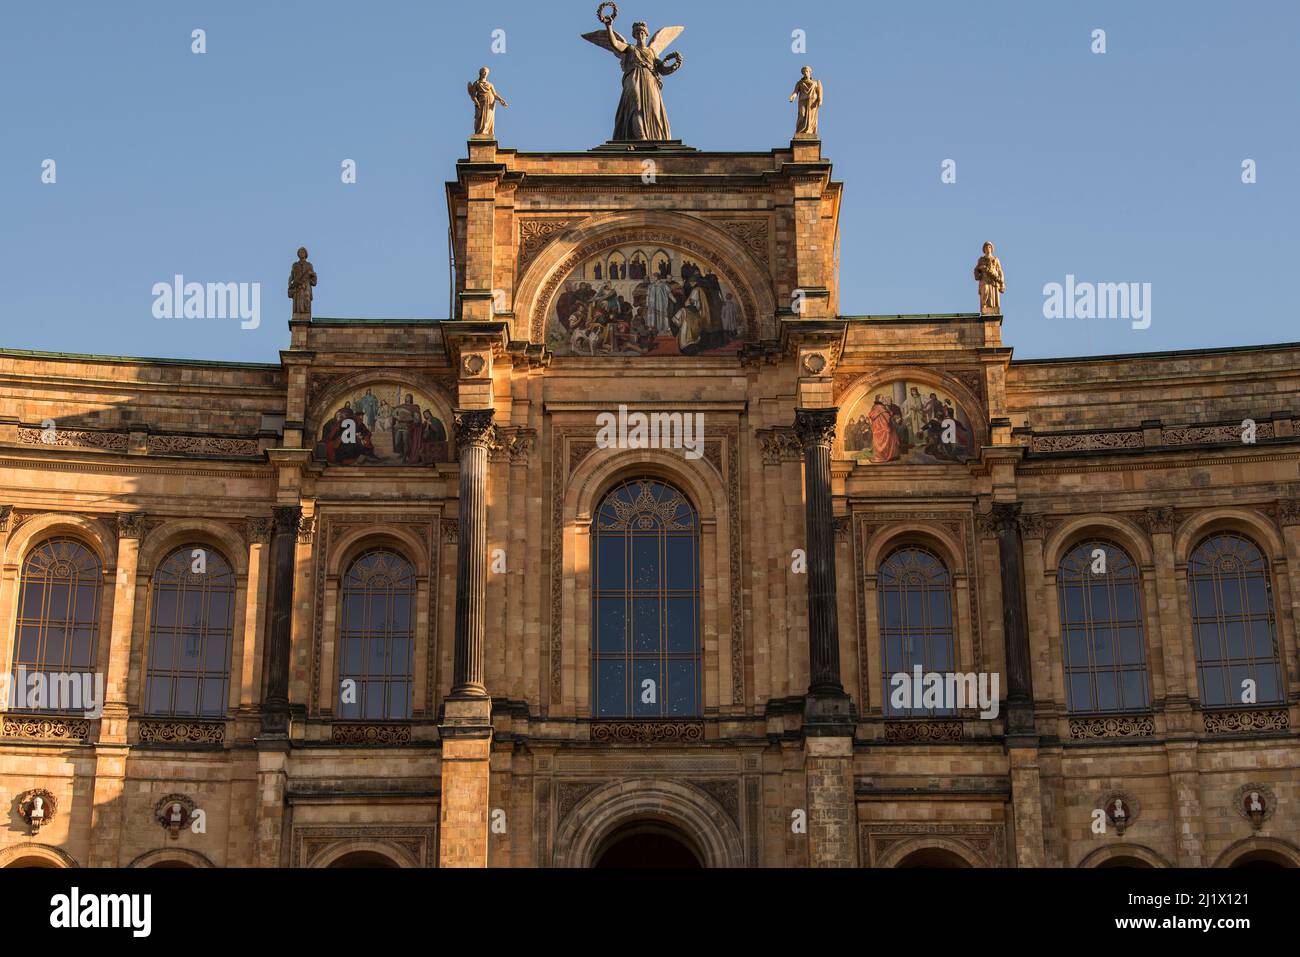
[993, 503, 1034, 736]
[1166, 740, 1205, 866]
[804, 736, 857, 867]
[260, 504, 300, 734]
[88, 512, 145, 866]
[1008, 748, 1046, 867]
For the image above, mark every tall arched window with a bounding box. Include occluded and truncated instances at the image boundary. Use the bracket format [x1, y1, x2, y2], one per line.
[591, 478, 700, 718]
[143, 545, 236, 717]
[338, 548, 415, 720]
[1057, 540, 1150, 713]
[10, 538, 101, 712]
[1188, 533, 1283, 708]
[879, 546, 956, 717]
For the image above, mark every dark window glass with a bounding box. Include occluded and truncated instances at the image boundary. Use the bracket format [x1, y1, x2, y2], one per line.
[337, 549, 415, 720]
[591, 478, 700, 718]
[879, 546, 956, 717]
[1057, 541, 1149, 714]
[9, 539, 101, 713]
[143, 545, 236, 718]
[1188, 534, 1284, 708]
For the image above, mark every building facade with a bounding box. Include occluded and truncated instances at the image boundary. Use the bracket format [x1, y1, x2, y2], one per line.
[0, 137, 1297, 868]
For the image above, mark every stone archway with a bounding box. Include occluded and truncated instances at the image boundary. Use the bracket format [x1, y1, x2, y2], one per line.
[552, 779, 745, 868]
[593, 821, 704, 868]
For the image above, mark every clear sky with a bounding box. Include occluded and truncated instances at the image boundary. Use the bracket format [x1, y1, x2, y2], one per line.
[1, 0, 1295, 363]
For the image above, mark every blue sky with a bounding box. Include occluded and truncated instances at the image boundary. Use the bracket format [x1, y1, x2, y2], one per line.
[1, 0, 1295, 362]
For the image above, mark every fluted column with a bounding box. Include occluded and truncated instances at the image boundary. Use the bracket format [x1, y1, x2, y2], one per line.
[260, 504, 299, 733]
[452, 408, 495, 697]
[794, 408, 843, 697]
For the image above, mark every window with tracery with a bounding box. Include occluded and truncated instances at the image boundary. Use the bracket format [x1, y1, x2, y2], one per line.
[144, 545, 236, 717]
[1188, 533, 1283, 708]
[338, 549, 415, 720]
[879, 546, 956, 717]
[10, 539, 102, 713]
[591, 479, 701, 718]
[1057, 540, 1150, 713]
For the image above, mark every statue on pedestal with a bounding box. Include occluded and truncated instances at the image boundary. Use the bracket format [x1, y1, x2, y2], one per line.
[467, 67, 508, 138]
[581, 3, 683, 141]
[974, 241, 1005, 315]
[288, 247, 316, 319]
[790, 66, 823, 138]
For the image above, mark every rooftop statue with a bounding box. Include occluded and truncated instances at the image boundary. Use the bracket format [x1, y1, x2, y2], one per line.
[467, 66, 508, 139]
[581, 3, 683, 141]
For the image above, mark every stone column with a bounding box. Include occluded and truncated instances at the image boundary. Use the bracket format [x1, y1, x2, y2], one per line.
[439, 408, 496, 867]
[793, 408, 855, 867]
[260, 505, 300, 734]
[993, 503, 1034, 734]
[794, 408, 844, 700]
[451, 408, 495, 698]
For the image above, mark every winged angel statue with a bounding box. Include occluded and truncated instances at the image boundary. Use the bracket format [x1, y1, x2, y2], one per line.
[581, 3, 684, 141]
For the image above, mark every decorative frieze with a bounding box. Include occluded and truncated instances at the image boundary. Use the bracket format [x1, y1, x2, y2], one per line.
[331, 723, 412, 746]
[756, 427, 801, 464]
[590, 721, 704, 744]
[883, 721, 963, 742]
[488, 427, 537, 464]
[2, 715, 90, 741]
[147, 434, 261, 457]
[17, 426, 128, 451]
[1163, 422, 1274, 445]
[1202, 708, 1289, 735]
[1030, 431, 1143, 453]
[718, 219, 770, 269]
[1069, 714, 1154, 739]
[517, 218, 577, 276]
[137, 719, 226, 745]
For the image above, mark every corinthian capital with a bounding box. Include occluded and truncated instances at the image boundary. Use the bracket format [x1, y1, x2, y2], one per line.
[453, 408, 497, 450]
[793, 407, 837, 448]
[115, 512, 148, 540]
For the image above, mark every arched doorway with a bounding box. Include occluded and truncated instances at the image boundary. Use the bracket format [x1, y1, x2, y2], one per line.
[593, 821, 703, 868]
[1096, 856, 1154, 868]
[327, 850, 401, 868]
[895, 847, 972, 868]
[1228, 851, 1291, 870]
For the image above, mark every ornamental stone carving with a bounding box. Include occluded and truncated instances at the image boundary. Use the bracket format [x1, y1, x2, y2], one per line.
[453, 409, 497, 450]
[590, 721, 704, 744]
[1202, 708, 1289, 734]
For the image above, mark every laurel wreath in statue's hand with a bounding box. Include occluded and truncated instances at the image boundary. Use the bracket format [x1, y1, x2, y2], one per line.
[662, 51, 682, 69]
[597, 2, 618, 25]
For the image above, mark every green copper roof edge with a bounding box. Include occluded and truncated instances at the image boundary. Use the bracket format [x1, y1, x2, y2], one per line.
[0, 348, 281, 370]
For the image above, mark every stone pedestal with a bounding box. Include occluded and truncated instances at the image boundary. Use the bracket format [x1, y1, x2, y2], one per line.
[438, 697, 494, 868]
[804, 735, 856, 867]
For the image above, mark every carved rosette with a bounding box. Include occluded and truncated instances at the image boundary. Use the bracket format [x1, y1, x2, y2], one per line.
[115, 512, 148, 540]
[590, 722, 704, 744]
[1202, 708, 1290, 735]
[1138, 506, 1178, 536]
[453, 409, 497, 451]
[793, 407, 837, 448]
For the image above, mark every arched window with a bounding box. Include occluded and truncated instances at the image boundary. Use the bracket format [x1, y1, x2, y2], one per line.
[1188, 533, 1283, 708]
[591, 478, 700, 718]
[143, 545, 236, 717]
[10, 538, 101, 713]
[879, 546, 956, 717]
[1057, 540, 1150, 713]
[338, 548, 415, 720]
